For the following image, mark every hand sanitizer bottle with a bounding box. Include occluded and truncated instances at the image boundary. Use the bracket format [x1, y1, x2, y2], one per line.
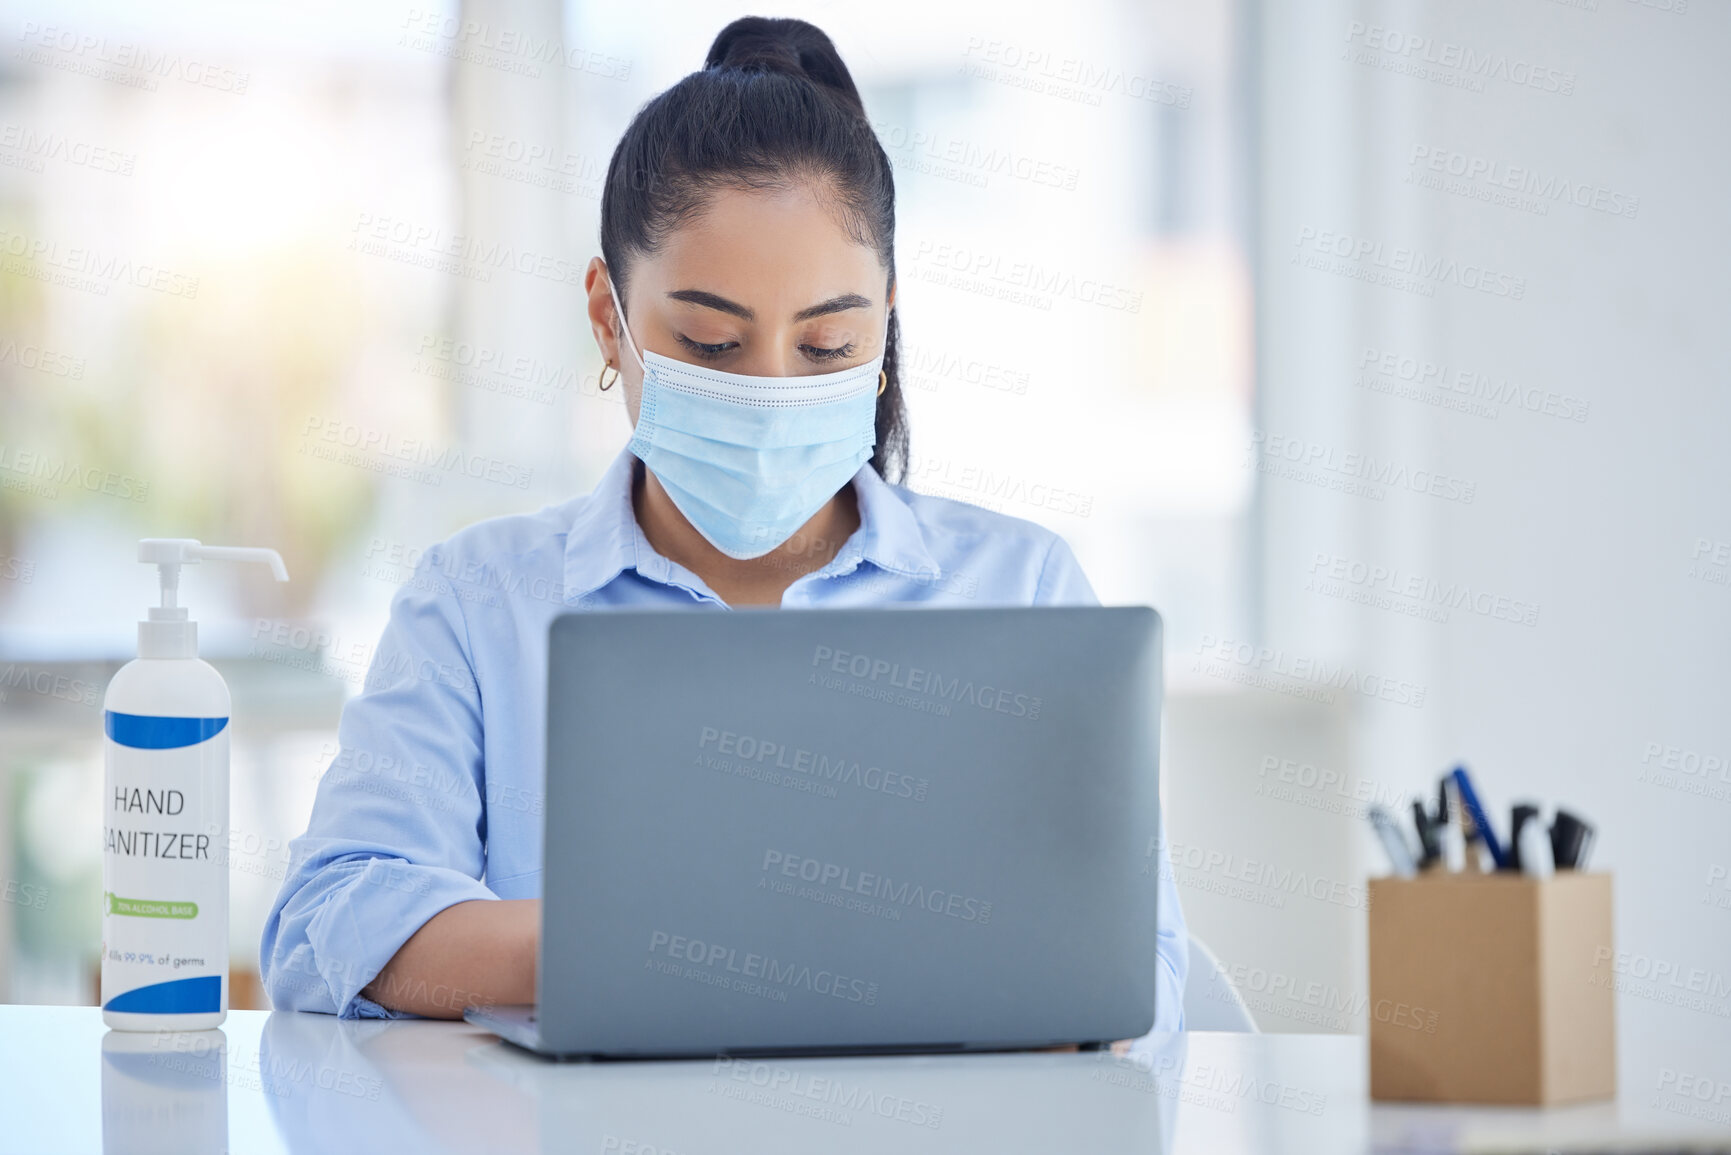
[101, 539, 288, 1030]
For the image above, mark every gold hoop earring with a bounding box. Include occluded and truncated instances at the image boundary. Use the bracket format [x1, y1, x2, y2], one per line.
[876, 370, 888, 397]
[599, 361, 619, 391]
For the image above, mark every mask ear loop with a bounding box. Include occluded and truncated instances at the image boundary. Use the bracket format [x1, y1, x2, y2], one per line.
[605, 273, 646, 373]
[875, 304, 894, 396]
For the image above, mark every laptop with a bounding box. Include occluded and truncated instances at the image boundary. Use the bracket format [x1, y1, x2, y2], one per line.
[465, 606, 1164, 1059]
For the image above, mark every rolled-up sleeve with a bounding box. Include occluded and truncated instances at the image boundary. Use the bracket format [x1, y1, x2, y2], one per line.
[1034, 532, 1190, 1031]
[260, 546, 499, 1019]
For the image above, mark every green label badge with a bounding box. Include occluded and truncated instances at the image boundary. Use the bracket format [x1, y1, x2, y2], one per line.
[106, 892, 197, 919]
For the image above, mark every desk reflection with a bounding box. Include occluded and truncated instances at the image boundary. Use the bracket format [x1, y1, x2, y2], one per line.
[259, 1013, 1185, 1154]
[101, 1029, 228, 1155]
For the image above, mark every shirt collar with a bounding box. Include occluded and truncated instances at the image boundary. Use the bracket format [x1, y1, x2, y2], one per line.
[840, 454, 944, 581]
[561, 446, 942, 603]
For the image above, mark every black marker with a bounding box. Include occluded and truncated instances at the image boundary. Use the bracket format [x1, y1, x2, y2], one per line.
[1411, 799, 1442, 868]
[1550, 809, 1595, 871]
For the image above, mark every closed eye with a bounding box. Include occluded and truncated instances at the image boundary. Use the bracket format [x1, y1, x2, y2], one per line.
[676, 334, 737, 359]
[803, 343, 856, 361]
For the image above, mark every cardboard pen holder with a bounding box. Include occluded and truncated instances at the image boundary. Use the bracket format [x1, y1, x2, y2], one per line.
[1368, 871, 1616, 1105]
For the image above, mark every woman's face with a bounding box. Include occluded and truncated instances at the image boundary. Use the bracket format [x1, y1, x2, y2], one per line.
[585, 179, 894, 427]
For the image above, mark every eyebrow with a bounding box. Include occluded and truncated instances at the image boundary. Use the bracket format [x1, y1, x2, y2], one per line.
[665, 289, 873, 323]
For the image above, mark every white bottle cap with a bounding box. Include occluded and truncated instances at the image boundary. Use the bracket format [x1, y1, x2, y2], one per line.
[137, 539, 289, 659]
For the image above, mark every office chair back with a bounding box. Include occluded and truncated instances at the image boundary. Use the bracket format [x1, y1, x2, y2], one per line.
[1181, 936, 1257, 1032]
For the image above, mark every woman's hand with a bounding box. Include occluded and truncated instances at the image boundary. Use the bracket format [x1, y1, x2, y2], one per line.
[361, 898, 539, 1018]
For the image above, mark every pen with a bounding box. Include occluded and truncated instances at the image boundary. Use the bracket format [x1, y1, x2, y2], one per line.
[1449, 775, 1486, 872]
[1451, 765, 1508, 871]
[1369, 805, 1417, 877]
[1440, 776, 1466, 872]
[1411, 799, 1442, 869]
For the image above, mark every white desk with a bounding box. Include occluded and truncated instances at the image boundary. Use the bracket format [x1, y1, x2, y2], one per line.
[0, 1007, 1722, 1153]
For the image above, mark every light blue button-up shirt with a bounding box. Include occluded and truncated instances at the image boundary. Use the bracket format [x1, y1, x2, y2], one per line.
[260, 446, 1189, 1028]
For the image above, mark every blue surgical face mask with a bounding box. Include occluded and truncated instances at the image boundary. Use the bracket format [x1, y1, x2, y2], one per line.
[607, 276, 884, 561]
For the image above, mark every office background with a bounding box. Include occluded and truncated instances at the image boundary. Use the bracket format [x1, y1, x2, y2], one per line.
[0, 0, 1723, 1115]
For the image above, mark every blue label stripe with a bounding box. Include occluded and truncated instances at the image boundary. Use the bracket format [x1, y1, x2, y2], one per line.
[105, 711, 228, 749]
[103, 974, 222, 1014]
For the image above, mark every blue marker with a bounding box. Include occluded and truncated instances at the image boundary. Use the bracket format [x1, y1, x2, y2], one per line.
[1451, 765, 1508, 870]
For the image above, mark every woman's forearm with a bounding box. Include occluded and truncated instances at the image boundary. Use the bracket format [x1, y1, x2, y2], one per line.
[361, 898, 538, 1018]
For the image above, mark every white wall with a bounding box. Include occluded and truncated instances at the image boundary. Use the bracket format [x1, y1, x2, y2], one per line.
[1253, 0, 1730, 1087]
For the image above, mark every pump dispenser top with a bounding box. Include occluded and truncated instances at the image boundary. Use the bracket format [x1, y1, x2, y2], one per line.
[137, 539, 289, 659]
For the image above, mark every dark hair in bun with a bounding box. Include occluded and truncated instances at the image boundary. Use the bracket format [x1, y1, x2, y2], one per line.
[703, 16, 867, 112]
[600, 17, 907, 482]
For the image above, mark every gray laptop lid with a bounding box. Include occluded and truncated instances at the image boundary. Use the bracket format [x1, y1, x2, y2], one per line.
[539, 606, 1162, 1056]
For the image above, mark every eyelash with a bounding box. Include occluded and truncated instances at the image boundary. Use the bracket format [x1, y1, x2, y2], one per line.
[676, 335, 856, 362]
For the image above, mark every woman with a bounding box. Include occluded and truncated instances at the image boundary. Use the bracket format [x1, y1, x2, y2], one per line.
[261, 16, 1188, 1031]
